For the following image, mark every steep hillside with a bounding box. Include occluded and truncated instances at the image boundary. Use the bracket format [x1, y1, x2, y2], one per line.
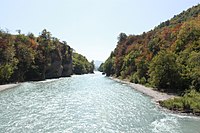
[102, 4, 200, 115]
[103, 4, 200, 92]
[73, 53, 94, 74]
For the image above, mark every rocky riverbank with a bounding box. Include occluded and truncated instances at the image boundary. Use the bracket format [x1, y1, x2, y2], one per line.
[0, 84, 20, 92]
[110, 77, 177, 102]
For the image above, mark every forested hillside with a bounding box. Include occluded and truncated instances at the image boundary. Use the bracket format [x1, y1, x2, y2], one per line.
[101, 4, 200, 114]
[73, 53, 94, 74]
[0, 29, 93, 84]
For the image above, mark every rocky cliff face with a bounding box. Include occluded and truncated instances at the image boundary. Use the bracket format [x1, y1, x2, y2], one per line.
[61, 45, 73, 77]
[45, 49, 63, 79]
[62, 62, 72, 77]
[45, 44, 72, 79]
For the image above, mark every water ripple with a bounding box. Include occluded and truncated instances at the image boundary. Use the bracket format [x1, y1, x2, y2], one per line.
[0, 73, 200, 133]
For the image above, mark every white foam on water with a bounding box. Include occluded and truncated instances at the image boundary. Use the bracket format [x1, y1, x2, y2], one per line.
[151, 115, 181, 133]
[169, 112, 200, 120]
[37, 78, 60, 83]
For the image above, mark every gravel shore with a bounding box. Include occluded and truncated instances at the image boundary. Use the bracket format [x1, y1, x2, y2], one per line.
[111, 77, 177, 102]
[0, 84, 19, 92]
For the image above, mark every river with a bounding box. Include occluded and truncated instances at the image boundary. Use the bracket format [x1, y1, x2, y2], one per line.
[0, 72, 200, 133]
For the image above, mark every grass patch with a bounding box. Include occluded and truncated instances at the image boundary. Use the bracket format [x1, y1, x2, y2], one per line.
[160, 90, 200, 115]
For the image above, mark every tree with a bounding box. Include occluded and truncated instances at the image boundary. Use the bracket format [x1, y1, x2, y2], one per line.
[148, 51, 181, 92]
[0, 31, 18, 84]
[12, 34, 35, 81]
[118, 33, 127, 43]
[72, 53, 93, 74]
[36, 29, 53, 79]
[89, 60, 95, 73]
[103, 56, 114, 76]
[187, 51, 200, 91]
[98, 63, 104, 72]
[16, 29, 21, 34]
[120, 51, 138, 78]
[0, 47, 18, 83]
[174, 17, 200, 52]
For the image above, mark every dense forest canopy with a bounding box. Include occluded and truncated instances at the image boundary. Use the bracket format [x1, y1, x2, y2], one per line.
[0, 29, 94, 84]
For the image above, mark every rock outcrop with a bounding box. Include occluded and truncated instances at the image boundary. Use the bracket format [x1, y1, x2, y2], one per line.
[45, 44, 72, 79]
[62, 45, 73, 77]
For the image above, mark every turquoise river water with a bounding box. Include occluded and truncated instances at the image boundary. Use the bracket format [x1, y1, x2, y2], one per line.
[0, 72, 200, 133]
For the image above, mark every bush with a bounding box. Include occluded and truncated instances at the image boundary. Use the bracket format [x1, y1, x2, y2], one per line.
[130, 73, 140, 84]
[140, 77, 147, 84]
[160, 90, 200, 115]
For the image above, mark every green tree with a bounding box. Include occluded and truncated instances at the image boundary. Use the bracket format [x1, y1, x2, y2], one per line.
[187, 51, 200, 91]
[36, 29, 53, 79]
[120, 51, 138, 79]
[98, 63, 104, 72]
[89, 60, 95, 73]
[72, 53, 93, 74]
[118, 33, 127, 43]
[0, 31, 18, 84]
[148, 51, 181, 92]
[12, 34, 35, 81]
[130, 58, 149, 84]
[103, 56, 114, 76]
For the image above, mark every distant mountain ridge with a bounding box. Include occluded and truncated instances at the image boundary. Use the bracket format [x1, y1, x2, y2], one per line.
[94, 60, 103, 69]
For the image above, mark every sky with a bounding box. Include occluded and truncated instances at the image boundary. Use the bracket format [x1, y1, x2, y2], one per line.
[1, 0, 199, 61]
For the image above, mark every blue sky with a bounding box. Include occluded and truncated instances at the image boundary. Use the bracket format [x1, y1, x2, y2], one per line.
[1, 0, 199, 61]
